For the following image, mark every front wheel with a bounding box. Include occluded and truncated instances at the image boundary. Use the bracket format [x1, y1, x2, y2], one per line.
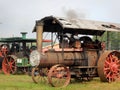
[31, 66, 47, 83]
[48, 64, 71, 87]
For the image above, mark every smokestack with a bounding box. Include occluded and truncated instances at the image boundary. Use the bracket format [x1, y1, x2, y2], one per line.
[36, 22, 44, 52]
[21, 32, 27, 39]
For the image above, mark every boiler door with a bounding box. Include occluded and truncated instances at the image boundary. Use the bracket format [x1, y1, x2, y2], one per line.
[30, 50, 40, 66]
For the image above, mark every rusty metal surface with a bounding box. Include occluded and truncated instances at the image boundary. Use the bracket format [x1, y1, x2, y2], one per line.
[33, 16, 120, 36]
[30, 49, 98, 68]
[86, 50, 98, 66]
[31, 16, 120, 87]
[56, 17, 120, 32]
[36, 25, 43, 52]
[97, 51, 111, 82]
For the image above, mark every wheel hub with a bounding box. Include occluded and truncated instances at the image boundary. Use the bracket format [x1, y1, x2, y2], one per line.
[110, 63, 118, 72]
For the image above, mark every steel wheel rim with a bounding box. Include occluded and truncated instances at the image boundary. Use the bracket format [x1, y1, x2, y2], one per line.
[2, 56, 17, 75]
[48, 64, 71, 87]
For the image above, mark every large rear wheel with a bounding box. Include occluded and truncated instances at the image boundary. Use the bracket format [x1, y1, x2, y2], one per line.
[98, 51, 120, 82]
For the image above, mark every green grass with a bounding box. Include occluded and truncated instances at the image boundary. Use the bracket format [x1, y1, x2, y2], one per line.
[0, 73, 120, 90]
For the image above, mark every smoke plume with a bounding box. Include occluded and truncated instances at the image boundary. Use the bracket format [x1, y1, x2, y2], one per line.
[62, 7, 86, 19]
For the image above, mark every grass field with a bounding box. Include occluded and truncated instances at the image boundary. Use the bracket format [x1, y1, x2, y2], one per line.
[0, 73, 120, 90]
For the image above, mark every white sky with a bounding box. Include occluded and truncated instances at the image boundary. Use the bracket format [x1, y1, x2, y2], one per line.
[0, 0, 120, 38]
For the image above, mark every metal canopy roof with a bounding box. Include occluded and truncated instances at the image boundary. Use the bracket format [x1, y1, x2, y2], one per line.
[33, 16, 120, 36]
[0, 37, 36, 42]
[0, 37, 51, 43]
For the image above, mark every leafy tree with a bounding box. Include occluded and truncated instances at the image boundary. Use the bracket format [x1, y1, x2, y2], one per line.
[93, 31, 120, 50]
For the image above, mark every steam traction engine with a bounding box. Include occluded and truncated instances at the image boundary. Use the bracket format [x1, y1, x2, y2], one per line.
[0, 33, 37, 74]
[30, 16, 120, 87]
[0, 32, 51, 74]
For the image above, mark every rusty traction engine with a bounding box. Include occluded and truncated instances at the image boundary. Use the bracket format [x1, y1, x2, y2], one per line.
[30, 16, 120, 87]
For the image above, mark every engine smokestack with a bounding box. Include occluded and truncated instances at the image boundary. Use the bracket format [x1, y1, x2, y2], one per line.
[36, 22, 44, 52]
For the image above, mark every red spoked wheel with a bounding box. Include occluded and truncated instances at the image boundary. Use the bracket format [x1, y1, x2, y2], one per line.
[48, 64, 71, 87]
[98, 51, 120, 82]
[2, 55, 17, 75]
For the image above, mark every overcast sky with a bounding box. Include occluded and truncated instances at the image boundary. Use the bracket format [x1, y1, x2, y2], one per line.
[0, 0, 120, 38]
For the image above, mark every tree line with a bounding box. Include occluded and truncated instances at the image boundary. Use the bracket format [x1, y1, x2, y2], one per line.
[93, 32, 120, 50]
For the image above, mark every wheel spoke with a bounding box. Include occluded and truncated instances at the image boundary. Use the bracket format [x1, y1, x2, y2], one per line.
[109, 55, 113, 62]
[11, 60, 15, 64]
[10, 68, 15, 73]
[117, 60, 120, 64]
[104, 67, 110, 71]
[104, 53, 120, 82]
[105, 60, 110, 66]
[4, 63, 8, 66]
